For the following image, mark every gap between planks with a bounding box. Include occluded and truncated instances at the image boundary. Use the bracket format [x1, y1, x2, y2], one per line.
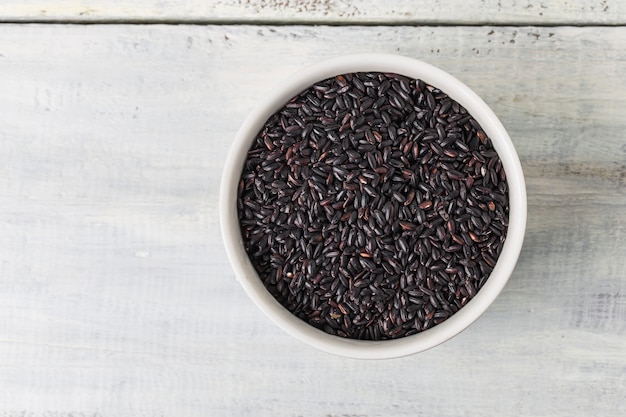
[0, 19, 626, 27]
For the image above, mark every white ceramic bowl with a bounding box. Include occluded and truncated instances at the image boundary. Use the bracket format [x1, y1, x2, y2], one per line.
[220, 54, 526, 359]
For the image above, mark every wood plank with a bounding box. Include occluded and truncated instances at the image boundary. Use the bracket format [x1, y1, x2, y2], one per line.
[0, 24, 625, 416]
[0, 0, 625, 25]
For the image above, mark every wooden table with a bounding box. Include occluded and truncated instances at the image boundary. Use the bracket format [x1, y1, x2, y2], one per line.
[1, 2, 625, 416]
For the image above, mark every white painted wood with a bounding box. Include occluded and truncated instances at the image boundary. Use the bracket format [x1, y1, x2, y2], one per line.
[0, 24, 625, 416]
[0, 0, 625, 24]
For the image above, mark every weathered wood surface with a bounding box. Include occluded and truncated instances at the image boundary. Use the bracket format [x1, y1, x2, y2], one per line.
[0, 0, 624, 25]
[0, 24, 625, 416]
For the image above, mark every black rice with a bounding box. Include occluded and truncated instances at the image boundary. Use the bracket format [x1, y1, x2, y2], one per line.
[237, 72, 509, 340]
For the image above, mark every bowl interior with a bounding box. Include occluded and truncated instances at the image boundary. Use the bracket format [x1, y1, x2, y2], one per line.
[220, 54, 527, 359]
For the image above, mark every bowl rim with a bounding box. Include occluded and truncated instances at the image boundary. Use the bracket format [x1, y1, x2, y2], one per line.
[219, 53, 527, 359]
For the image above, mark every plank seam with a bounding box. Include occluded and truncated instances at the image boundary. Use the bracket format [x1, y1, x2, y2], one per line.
[0, 19, 625, 27]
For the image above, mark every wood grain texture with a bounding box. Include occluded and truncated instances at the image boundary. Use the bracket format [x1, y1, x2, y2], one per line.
[0, 0, 625, 24]
[0, 24, 625, 416]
